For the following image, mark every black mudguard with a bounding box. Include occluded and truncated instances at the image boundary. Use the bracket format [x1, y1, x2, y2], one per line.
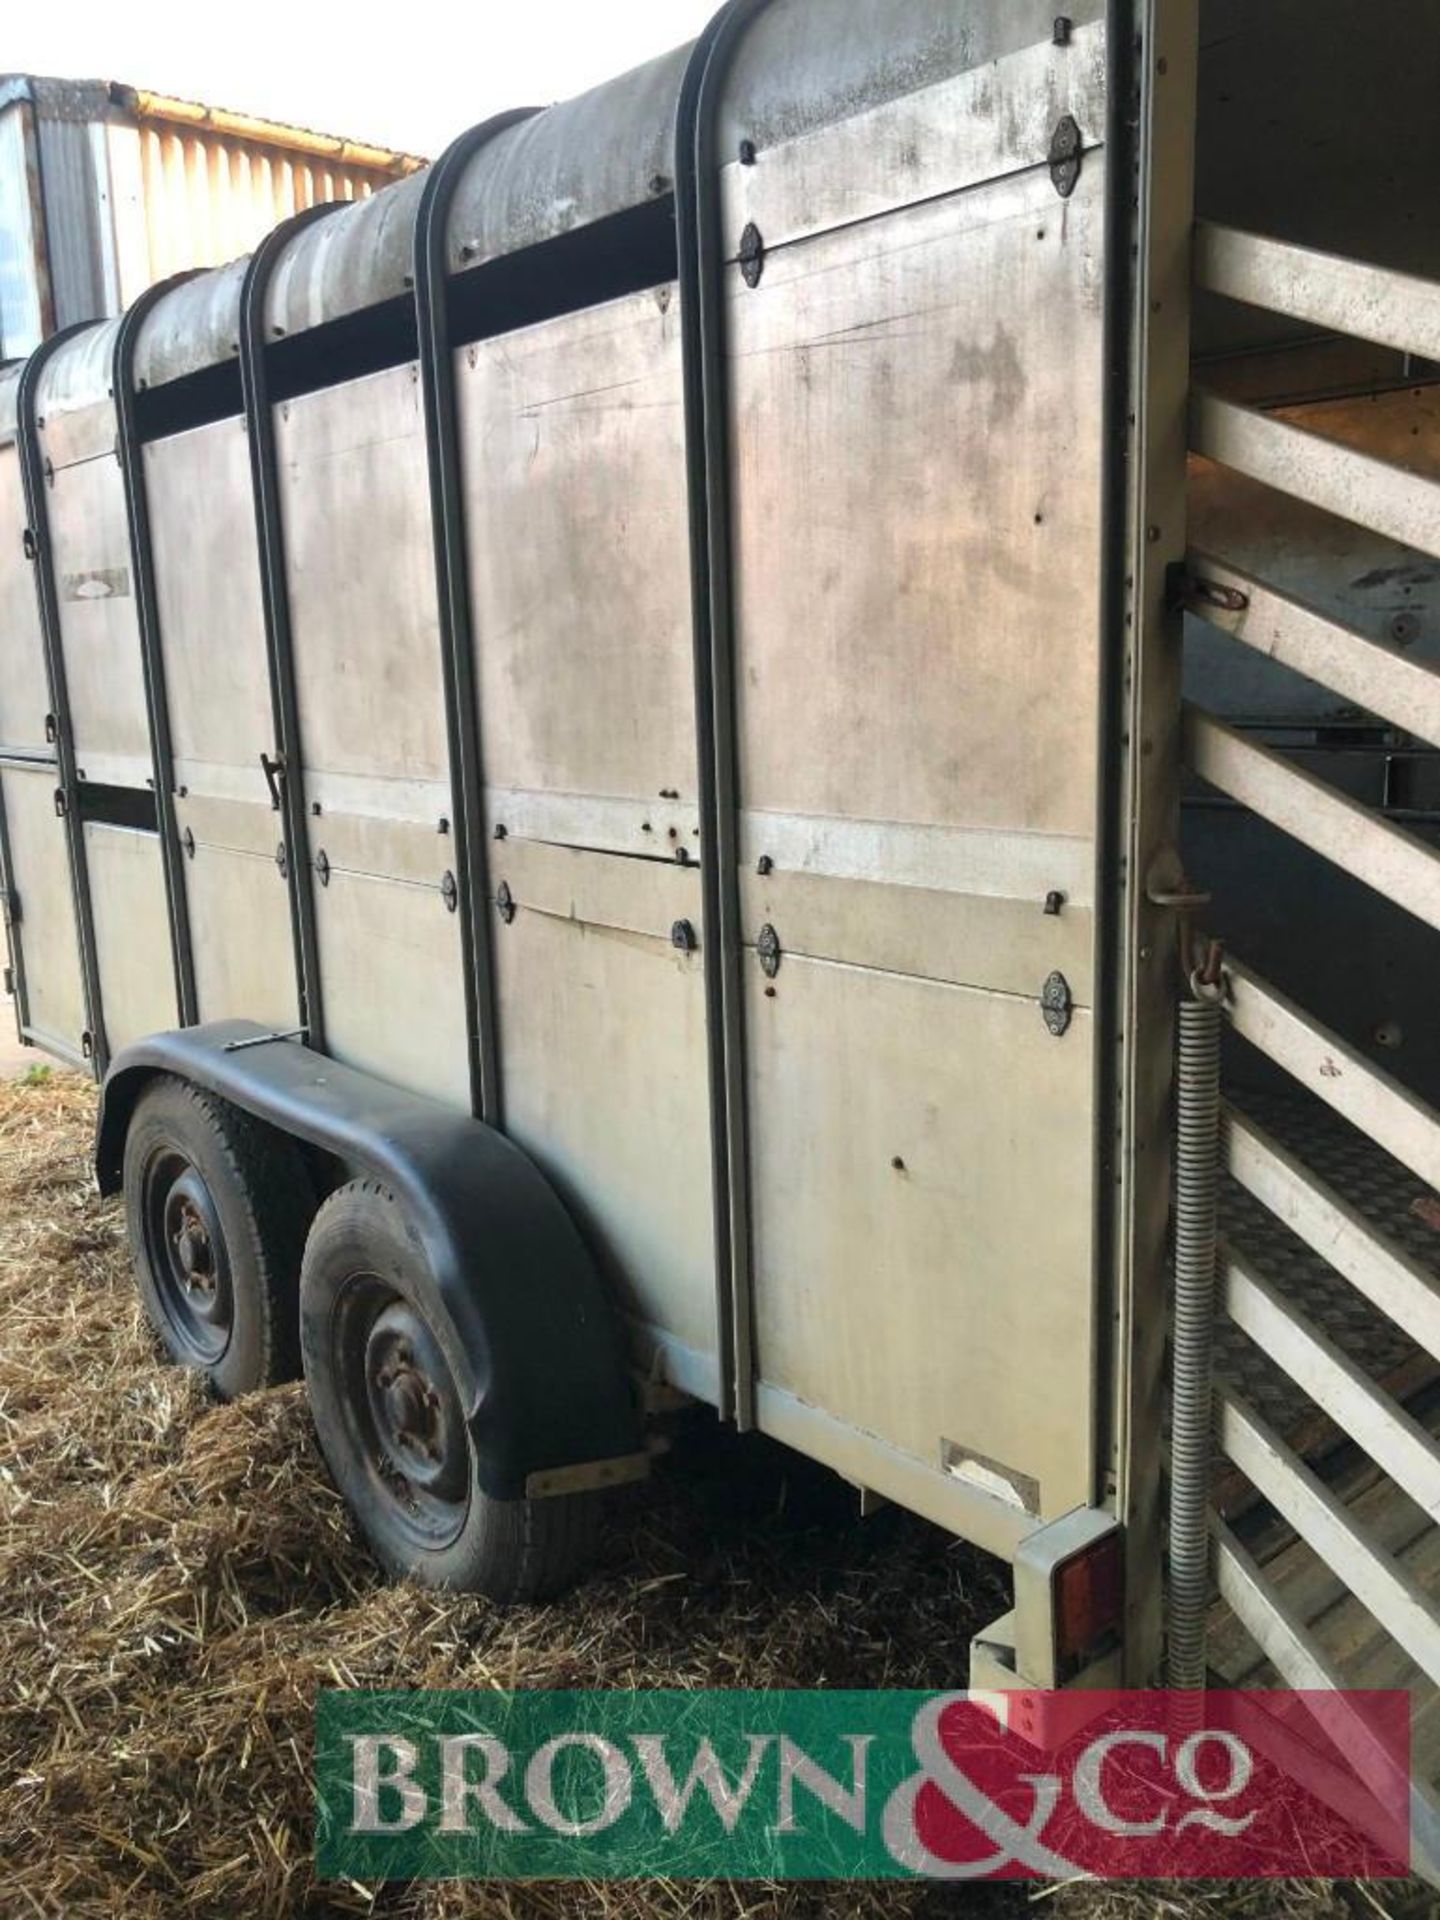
[96, 1022, 642, 1499]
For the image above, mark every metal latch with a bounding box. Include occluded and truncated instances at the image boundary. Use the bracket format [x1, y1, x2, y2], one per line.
[260, 750, 285, 812]
[22, 527, 37, 561]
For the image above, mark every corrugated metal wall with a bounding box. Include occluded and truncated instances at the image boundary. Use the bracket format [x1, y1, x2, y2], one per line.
[119, 122, 383, 291]
[0, 76, 423, 357]
[0, 100, 45, 355]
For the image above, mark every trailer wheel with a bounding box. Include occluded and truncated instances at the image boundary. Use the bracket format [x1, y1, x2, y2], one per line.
[300, 1180, 601, 1600]
[123, 1075, 312, 1398]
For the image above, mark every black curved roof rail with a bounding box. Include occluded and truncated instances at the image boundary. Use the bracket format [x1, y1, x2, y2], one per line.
[16, 323, 109, 1073]
[114, 273, 203, 1029]
[415, 108, 541, 1127]
[676, 0, 773, 1429]
[239, 203, 344, 1054]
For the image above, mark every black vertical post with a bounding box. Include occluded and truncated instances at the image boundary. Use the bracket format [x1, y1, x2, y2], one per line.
[0, 742, 27, 1043]
[415, 109, 539, 1127]
[238, 206, 340, 1053]
[114, 275, 201, 1029]
[676, 0, 772, 1429]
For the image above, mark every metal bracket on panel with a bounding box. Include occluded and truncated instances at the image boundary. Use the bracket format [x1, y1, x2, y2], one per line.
[1048, 115, 1083, 198]
[22, 527, 36, 561]
[757, 924, 782, 979]
[738, 222, 765, 288]
[314, 848, 331, 888]
[53, 787, 67, 819]
[671, 919, 698, 954]
[275, 841, 288, 879]
[441, 871, 459, 914]
[44, 713, 57, 744]
[496, 881, 516, 925]
[1041, 970, 1074, 1037]
[181, 827, 195, 861]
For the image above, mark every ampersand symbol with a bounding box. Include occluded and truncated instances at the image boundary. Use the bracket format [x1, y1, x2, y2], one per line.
[882, 1693, 1087, 1880]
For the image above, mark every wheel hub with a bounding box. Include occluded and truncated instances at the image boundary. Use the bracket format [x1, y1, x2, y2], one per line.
[363, 1303, 467, 1503]
[144, 1152, 232, 1360]
[172, 1202, 215, 1292]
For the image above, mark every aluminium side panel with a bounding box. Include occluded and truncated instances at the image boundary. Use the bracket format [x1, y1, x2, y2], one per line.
[35, 323, 151, 791]
[31, 324, 176, 1050]
[456, 287, 719, 1397]
[721, 21, 1110, 1523]
[275, 360, 469, 1106]
[143, 411, 298, 1030]
[83, 819, 177, 1048]
[0, 423, 51, 753]
[43, 445, 155, 791]
[0, 384, 86, 1057]
[0, 765, 87, 1055]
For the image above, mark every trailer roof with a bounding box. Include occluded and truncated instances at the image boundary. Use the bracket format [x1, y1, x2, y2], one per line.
[118, 0, 1106, 394]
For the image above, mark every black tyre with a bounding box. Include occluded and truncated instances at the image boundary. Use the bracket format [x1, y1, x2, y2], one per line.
[300, 1179, 601, 1599]
[123, 1074, 313, 1398]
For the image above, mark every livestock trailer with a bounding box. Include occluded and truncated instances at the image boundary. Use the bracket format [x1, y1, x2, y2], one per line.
[2, 0, 1439, 1872]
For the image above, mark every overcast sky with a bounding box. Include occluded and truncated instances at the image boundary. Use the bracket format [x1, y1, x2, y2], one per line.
[9, 0, 720, 159]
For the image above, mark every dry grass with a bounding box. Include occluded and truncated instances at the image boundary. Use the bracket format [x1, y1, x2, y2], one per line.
[0, 1070, 1424, 1919]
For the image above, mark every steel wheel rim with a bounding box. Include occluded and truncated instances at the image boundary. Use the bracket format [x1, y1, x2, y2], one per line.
[332, 1274, 471, 1552]
[141, 1147, 233, 1364]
